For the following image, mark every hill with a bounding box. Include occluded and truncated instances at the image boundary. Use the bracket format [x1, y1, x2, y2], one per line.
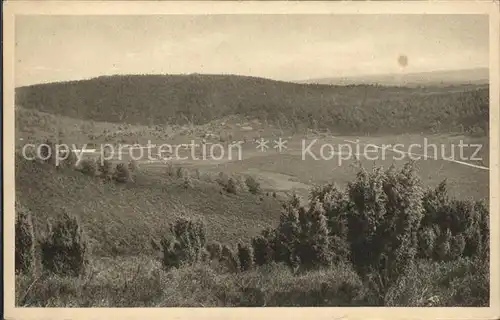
[15, 74, 489, 135]
[299, 68, 489, 87]
[15, 155, 283, 256]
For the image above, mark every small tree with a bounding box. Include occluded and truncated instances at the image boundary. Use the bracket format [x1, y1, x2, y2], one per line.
[40, 139, 56, 166]
[297, 200, 332, 268]
[206, 241, 223, 260]
[225, 178, 237, 194]
[237, 243, 254, 271]
[221, 244, 239, 272]
[128, 159, 139, 173]
[79, 158, 98, 177]
[346, 162, 424, 301]
[40, 211, 88, 276]
[113, 163, 131, 183]
[245, 176, 261, 194]
[160, 237, 182, 269]
[15, 202, 35, 274]
[450, 233, 466, 260]
[98, 158, 113, 181]
[194, 168, 201, 180]
[160, 217, 207, 269]
[274, 197, 302, 267]
[176, 167, 188, 179]
[417, 226, 437, 259]
[165, 162, 175, 177]
[434, 228, 452, 261]
[251, 235, 274, 266]
[61, 147, 78, 169]
[183, 176, 192, 189]
[216, 172, 230, 187]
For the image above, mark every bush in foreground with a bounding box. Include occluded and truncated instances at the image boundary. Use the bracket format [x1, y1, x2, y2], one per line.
[15, 201, 35, 274]
[160, 217, 207, 270]
[40, 211, 89, 276]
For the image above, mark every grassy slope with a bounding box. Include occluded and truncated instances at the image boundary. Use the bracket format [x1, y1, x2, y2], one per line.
[15, 155, 283, 256]
[15, 74, 489, 135]
[15, 107, 179, 146]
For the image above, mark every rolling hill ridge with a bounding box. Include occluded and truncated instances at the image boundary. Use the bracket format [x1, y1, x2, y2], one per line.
[16, 74, 489, 135]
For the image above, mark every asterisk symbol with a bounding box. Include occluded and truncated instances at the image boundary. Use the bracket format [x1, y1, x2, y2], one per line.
[255, 138, 269, 152]
[273, 137, 288, 152]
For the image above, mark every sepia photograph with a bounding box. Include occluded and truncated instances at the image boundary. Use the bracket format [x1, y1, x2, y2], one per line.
[3, 1, 500, 318]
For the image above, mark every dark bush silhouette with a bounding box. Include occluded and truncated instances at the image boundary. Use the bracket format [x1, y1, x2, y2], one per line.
[113, 163, 131, 183]
[237, 243, 254, 271]
[160, 217, 207, 270]
[15, 201, 35, 274]
[206, 241, 223, 260]
[61, 147, 78, 169]
[419, 180, 489, 260]
[345, 163, 424, 301]
[251, 235, 274, 266]
[225, 178, 238, 194]
[39, 139, 56, 166]
[78, 158, 98, 177]
[98, 158, 114, 181]
[40, 211, 89, 276]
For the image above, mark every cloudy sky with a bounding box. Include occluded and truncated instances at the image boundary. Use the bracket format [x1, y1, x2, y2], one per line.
[15, 14, 488, 87]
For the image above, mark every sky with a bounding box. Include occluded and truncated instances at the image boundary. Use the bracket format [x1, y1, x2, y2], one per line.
[15, 14, 489, 87]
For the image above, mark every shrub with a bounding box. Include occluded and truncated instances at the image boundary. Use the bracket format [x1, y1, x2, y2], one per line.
[113, 163, 131, 183]
[221, 244, 239, 273]
[296, 200, 332, 268]
[160, 237, 183, 269]
[225, 178, 237, 194]
[40, 211, 89, 276]
[206, 241, 223, 260]
[315, 184, 351, 240]
[216, 172, 229, 187]
[420, 180, 489, 260]
[194, 168, 201, 180]
[39, 139, 56, 165]
[346, 163, 424, 301]
[434, 228, 452, 261]
[160, 217, 207, 270]
[79, 158, 98, 177]
[274, 198, 302, 267]
[176, 167, 188, 179]
[417, 226, 437, 259]
[61, 147, 78, 169]
[237, 243, 254, 271]
[251, 236, 274, 266]
[98, 158, 113, 180]
[245, 176, 261, 194]
[183, 176, 192, 189]
[128, 159, 139, 173]
[15, 202, 35, 274]
[165, 162, 175, 177]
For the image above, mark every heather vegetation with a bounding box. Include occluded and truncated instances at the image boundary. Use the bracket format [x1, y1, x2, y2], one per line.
[15, 153, 489, 307]
[16, 75, 488, 135]
[13, 75, 490, 307]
